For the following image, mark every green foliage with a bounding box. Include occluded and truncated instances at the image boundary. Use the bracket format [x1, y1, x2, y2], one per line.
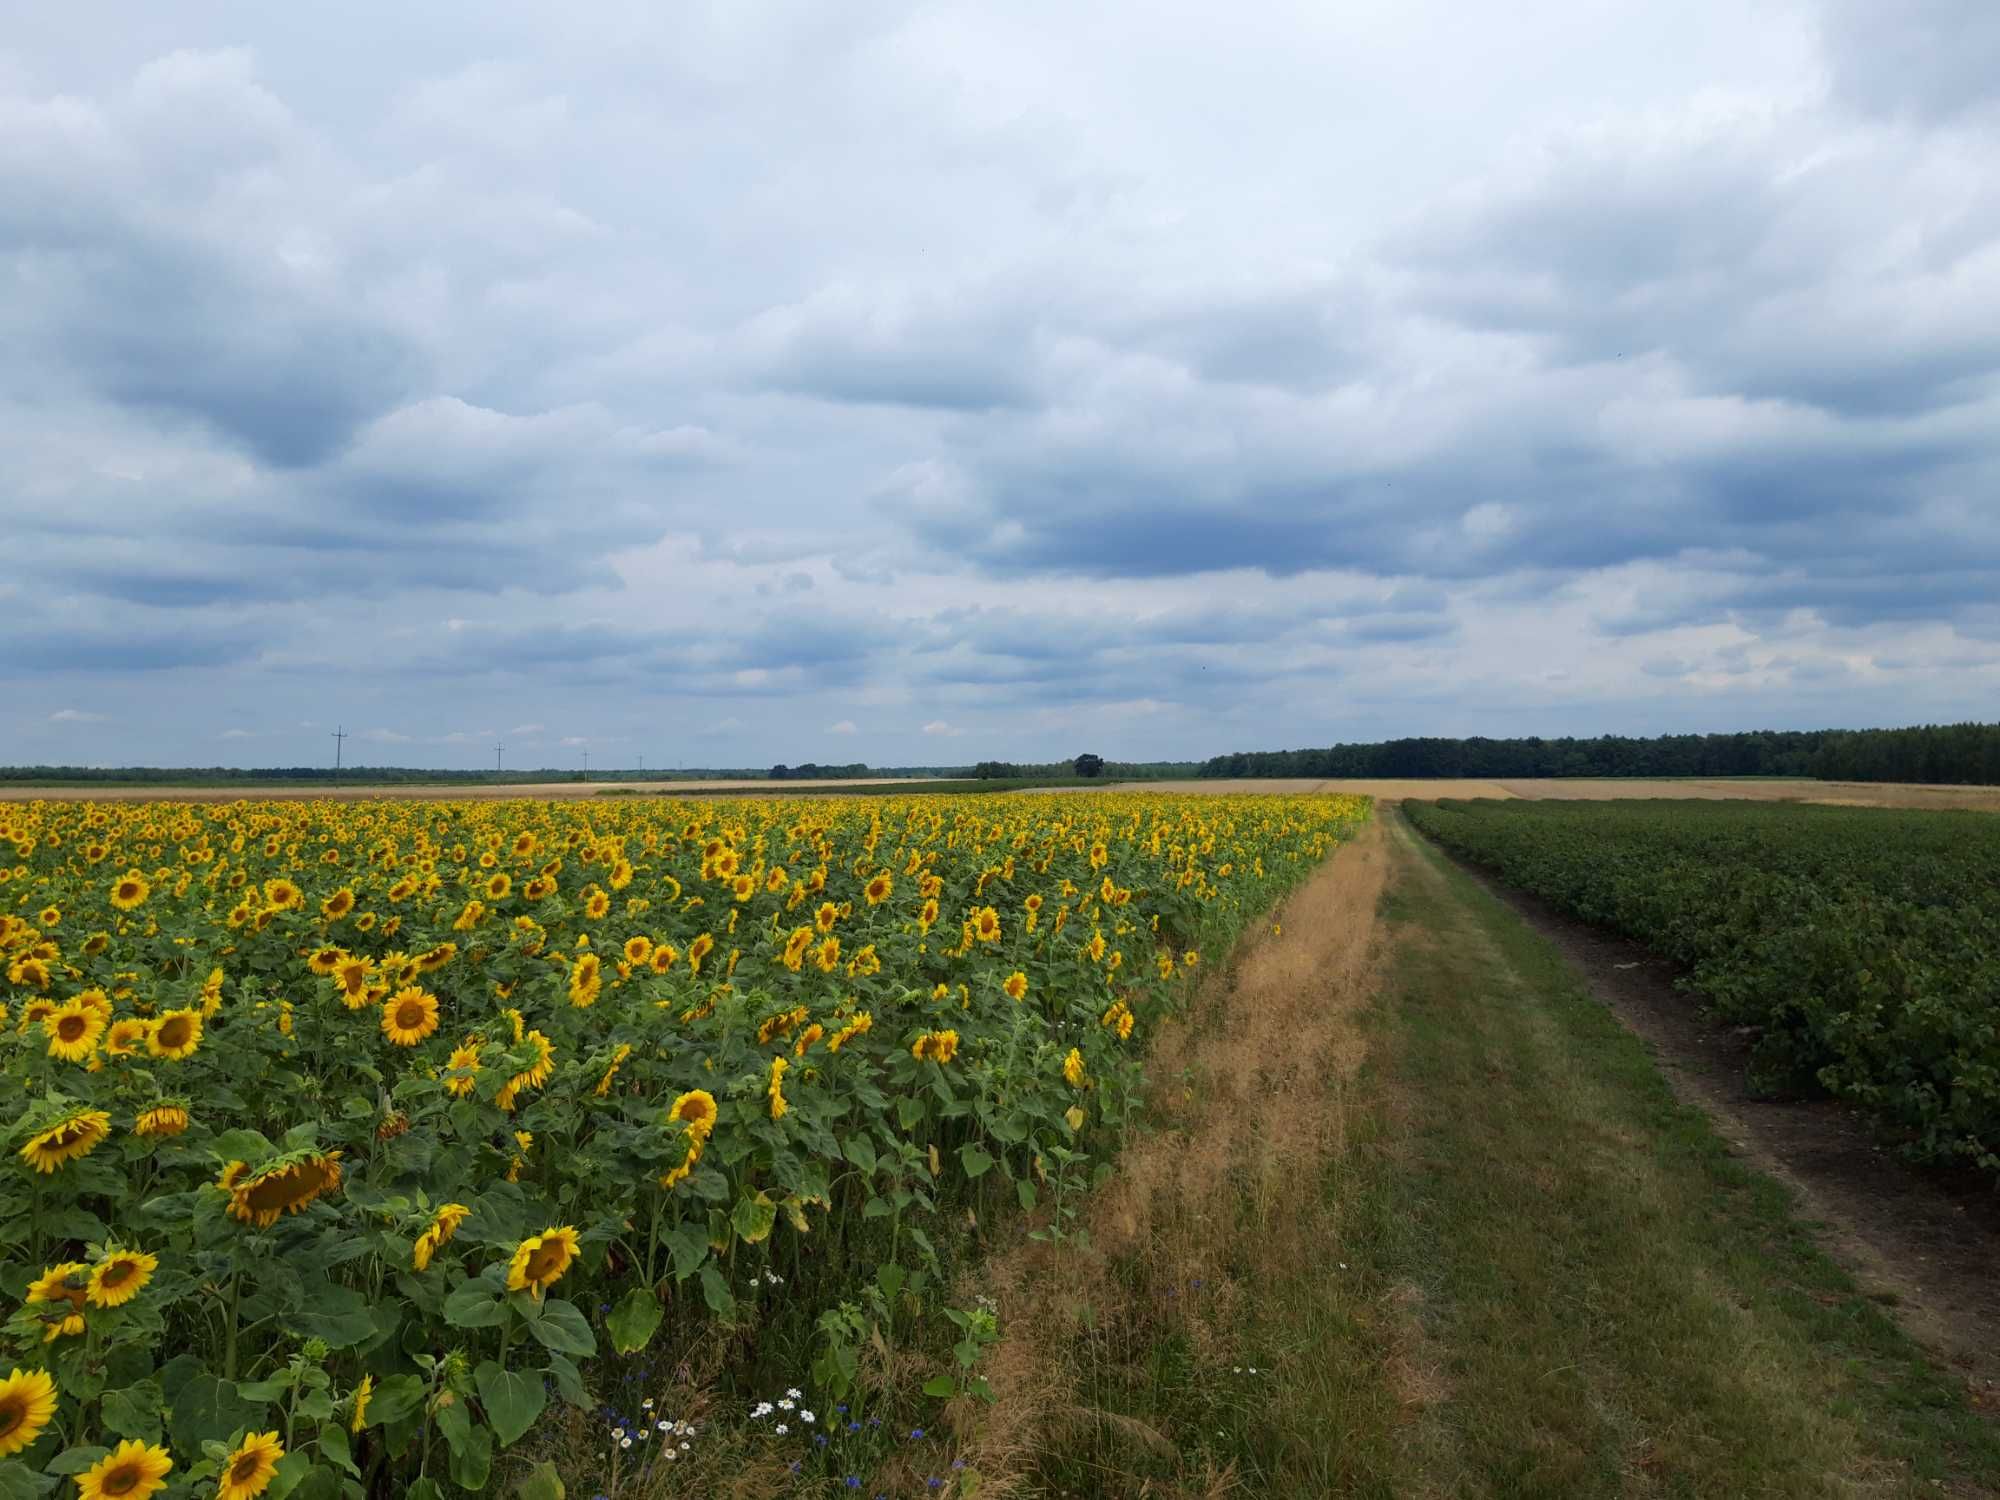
[1407, 797, 2000, 1173]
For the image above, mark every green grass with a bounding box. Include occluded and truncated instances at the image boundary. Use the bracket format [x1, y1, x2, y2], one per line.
[1035, 810, 2000, 1496]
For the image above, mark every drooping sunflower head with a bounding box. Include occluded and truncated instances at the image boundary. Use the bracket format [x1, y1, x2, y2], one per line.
[19, 1109, 113, 1174]
[134, 1103, 190, 1139]
[226, 1150, 344, 1229]
[505, 1225, 580, 1299]
[567, 953, 603, 1008]
[669, 1088, 719, 1138]
[442, 1041, 482, 1098]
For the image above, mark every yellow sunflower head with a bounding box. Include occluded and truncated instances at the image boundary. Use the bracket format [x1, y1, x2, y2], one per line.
[505, 1225, 580, 1299]
[0, 1365, 59, 1458]
[86, 1249, 158, 1309]
[217, 1430, 284, 1500]
[380, 987, 440, 1047]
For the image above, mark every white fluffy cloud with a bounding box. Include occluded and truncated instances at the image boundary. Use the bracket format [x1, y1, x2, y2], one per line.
[2, 1, 1997, 767]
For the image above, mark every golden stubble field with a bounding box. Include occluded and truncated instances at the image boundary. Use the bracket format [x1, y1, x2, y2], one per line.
[6, 775, 1999, 811]
[1078, 777, 2000, 812]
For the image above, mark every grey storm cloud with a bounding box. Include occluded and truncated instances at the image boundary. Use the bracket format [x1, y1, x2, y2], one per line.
[2, 0, 1998, 766]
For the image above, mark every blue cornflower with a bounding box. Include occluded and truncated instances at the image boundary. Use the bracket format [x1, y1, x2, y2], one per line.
[847, 1421, 862, 1433]
[846, 1480, 862, 1490]
[910, 1428, 924, 1440]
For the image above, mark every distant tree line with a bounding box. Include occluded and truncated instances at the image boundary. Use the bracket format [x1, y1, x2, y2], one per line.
[967, 758, 1198, 780]
[1199, 723, 2000, 786]
[767, 763, 875, 780]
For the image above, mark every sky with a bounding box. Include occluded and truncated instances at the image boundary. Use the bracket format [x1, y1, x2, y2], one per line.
[3, 1, 1998, 770]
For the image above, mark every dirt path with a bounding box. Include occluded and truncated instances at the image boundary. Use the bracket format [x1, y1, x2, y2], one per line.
[1428, 835, 2000, 1398]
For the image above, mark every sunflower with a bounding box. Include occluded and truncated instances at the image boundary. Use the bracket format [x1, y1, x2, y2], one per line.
[864, 870, 893, 905]
[1003, 970, 1029, 1002]
[1063, 1048, 1088, 1089]
[26, 1263, 88, 1341]
[594, 1043, 632, 1097]
[381, 987, 440, 1046]
[108, 872, 150, 910]
[147, 1008, 203, 1060]
[333, 957, 375, 1008]
[226, 1150, 344, 1228]
[648, 943, 678, 974]
[350, 1373, 373, 1432]
[669, 1089, 718, 1137]
[217, 1430, 283, 1500]
[767, 1056, 789, 1120]
[262, 878, 304, 911]
[811, 936, 840, 973]
[305, 944, 346, 976]
[730, 874, 756, 903]
[0, 1365, 58, 1457]
[584, 890, 612, 921]
[442, 1041, 482, 1099]
[76, 1438, 173, 1500]
[912, 1029, 961, 1065]
[567, 953, 602, 1008]
[485, 872, 512, 900]
[43, 1000, 106, 1063]
[412, 1203, 470, 1272]
[86, 1249, 158, 1308]
[495, 1031, 554, 1111]
[973, 906, 1001, 942]
[780, 925, 814, 972]
[8, 956, 50, 990]
[19, 1109, 112, 1174]
[687, 933, 715, 974]
[320, 886, 356, 919]
[826, 1011, 874, 1053]
[505, 1225, 580, 1299]
[75, 987, 114, 1020]
[621, 935, 652, 966]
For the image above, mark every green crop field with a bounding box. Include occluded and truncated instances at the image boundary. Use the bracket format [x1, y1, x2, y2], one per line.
[1404, 798, 2000, 1175]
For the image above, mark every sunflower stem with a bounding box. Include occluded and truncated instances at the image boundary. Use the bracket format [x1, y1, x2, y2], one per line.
[224, 1273, 243, 1381]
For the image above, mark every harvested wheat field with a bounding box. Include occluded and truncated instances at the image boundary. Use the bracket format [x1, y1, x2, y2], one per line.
[1084, 776, 2000, 811]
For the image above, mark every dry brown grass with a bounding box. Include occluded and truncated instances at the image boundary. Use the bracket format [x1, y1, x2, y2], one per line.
[943, 817, 1390, 1495]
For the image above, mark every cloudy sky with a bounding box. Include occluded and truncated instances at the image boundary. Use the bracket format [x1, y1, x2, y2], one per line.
[4, 1, 1998, 770]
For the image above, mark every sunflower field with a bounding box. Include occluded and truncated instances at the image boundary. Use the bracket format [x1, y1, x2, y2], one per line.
[0, 791, 1368, 1498]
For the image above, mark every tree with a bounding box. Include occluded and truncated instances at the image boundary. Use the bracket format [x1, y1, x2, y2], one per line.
[1073, 753, 1105, 778]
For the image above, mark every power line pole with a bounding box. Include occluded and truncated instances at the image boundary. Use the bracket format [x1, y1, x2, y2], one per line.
[495, 743, 504, 776]
[331, 726, 347, 786]
[581, 749, 590, 781]
[638, 753, 645, 777]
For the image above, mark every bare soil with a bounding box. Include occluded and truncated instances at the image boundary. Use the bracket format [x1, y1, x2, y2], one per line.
[1432, 840, 2000, 1401]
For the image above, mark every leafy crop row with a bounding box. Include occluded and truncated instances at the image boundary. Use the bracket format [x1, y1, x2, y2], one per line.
[1405, 798, 2000, 1176]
